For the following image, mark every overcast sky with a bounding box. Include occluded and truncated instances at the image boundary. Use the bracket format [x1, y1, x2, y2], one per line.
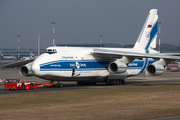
[0, 0, 180, 49]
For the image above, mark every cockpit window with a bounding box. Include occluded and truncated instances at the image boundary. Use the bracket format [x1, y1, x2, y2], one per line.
[45, 49, 57, 54]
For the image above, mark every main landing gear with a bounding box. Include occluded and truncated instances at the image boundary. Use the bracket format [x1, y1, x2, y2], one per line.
[106, 79, 125, 85]
[77, 79, 125, 86]
[77, 81, 97, 86]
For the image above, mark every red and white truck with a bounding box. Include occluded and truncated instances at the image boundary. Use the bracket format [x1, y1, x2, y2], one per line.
[4, 79, 38, 90]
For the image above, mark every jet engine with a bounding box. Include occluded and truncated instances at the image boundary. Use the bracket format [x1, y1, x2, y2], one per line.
[146, 58, 170, 76]
[19, 62, 33, 76]
[146, 63, 164, 75]
[108, 60, 127, 73]
[108, 56, 134, 74]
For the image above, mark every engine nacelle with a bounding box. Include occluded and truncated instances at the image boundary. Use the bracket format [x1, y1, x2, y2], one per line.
[146, 63, 164, 76]
[108, 60, 127, 73]
[19, 62, 33, 76]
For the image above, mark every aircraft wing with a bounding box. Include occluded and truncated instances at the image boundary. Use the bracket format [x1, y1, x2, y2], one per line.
[160, 53, 180, 56]
[93, 49, 180, 60]
[0, 59, 34, 68]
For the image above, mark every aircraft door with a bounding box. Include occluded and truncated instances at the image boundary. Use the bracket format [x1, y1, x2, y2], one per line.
[72, 68, 75, 76]
[72, 67, 80, 76]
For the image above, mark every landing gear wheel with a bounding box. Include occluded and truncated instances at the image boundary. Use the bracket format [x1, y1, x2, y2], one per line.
[121, 80, 125, 85]
[110, 79, 113, 85]
[93, 82, 97, 85]
[118, 79, 121, 85]
[106, 80, 109, 85]
[77, 81, 81, 86]
[113, 79, 116, 85]
[116, 79, 120, 85]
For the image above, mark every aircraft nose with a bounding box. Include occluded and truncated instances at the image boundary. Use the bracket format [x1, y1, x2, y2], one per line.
[32, 53, 49, 76]
[31, 60, 40, 76]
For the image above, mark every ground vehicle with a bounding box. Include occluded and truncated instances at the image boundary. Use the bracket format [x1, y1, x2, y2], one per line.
[38, 82, 62, 88]
[4, 79, 38, 90]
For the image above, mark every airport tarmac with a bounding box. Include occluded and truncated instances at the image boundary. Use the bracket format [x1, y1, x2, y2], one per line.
[1, 68, 180, 94]
[1, 67, 180, 120]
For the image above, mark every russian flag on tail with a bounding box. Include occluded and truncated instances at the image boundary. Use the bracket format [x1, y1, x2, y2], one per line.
[148, 25, 152, 28]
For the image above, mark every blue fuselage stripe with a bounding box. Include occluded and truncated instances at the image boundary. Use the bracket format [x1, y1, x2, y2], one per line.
[39, 59, 154, 72]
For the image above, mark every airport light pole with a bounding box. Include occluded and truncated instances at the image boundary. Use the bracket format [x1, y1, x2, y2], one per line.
[17, 34, 21, 61]
[158, 21, 162, 52]
[51, 22, 56, 46]
[38, 33, 40, 56]
[99, 35, 103, 47]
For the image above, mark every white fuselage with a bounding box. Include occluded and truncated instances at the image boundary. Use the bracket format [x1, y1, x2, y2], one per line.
[31, 46, 157, 82]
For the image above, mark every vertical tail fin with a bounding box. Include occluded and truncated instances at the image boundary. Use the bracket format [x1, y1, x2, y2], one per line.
[30, 52, 35, 59]
[133, 9, 158, 50]
[0, 52, 4, 59]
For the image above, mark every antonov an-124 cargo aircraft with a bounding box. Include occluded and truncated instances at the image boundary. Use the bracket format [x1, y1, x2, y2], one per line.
[2, 9, 180, 87]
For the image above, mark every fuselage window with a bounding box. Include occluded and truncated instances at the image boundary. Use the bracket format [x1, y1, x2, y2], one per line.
[45, 49, 57, 54]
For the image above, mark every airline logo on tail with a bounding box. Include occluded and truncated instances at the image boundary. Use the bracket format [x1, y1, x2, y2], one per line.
[146, 31, 150, 41]
[30, 52, 35, 59]
[148, 25, 152, 28]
